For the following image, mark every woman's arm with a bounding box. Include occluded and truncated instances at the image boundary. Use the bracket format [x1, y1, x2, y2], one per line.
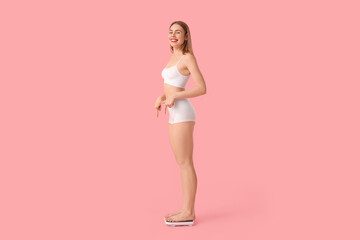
[174, 54, 206, 100]
[174, 87, 206, 99]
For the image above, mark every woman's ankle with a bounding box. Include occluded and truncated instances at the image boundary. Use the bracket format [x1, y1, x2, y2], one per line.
[181, 208, 195, 215]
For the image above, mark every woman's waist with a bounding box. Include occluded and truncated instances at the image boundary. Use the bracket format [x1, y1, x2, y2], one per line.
[164, 86, 185, 99]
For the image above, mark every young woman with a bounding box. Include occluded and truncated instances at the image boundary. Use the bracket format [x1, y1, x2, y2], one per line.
[154, 21, 207, 226]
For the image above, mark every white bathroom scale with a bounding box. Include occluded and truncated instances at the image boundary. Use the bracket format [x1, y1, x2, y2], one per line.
[164, 217, 194, 227]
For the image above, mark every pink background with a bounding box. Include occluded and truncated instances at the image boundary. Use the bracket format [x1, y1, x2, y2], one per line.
[1, 0, 359, 239]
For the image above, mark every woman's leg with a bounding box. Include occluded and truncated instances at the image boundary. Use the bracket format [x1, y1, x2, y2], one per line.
[165, 121, 197, 222]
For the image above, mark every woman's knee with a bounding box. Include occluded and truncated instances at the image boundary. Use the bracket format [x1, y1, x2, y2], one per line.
[175, 157, 194, 167]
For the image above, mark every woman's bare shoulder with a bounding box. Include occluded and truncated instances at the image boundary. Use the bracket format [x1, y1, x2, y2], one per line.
[184, 52, 196, 61]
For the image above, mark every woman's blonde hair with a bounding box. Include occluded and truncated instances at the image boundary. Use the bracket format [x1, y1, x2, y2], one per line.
[169, 21, 194, 55]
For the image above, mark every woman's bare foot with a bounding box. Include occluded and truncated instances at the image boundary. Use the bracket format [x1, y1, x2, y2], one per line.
[164, 210, 183, 219]
[165, 210, 196, 222]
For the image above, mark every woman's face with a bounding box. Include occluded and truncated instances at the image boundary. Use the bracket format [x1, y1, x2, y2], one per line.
[168, 24, 187, 48]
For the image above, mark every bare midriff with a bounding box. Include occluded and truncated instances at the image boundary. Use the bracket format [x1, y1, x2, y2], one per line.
[164, 83, 185, 99]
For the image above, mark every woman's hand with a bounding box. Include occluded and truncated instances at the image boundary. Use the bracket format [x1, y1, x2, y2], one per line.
[162, 94, 176, 109]
[154, 97, 164, 117]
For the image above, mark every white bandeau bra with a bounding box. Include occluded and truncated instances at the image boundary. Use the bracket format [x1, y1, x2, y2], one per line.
[162, 55, 190, 88]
